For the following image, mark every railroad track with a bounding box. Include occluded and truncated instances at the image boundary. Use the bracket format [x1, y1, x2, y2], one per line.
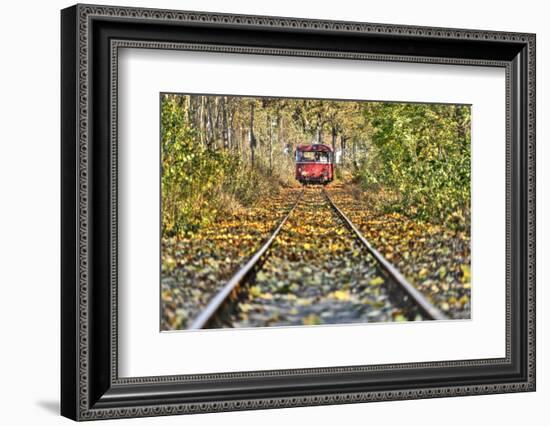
[189, 187, 446, 329]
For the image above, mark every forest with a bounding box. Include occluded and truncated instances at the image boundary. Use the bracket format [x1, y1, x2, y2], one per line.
[161, 93, 471, 237]
[160, 93, 472, 329]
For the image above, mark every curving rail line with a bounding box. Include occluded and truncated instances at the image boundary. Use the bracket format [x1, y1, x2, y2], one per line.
[189, 187, 446, 329]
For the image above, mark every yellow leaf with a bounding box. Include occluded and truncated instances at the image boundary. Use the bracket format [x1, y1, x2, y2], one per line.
[248, 286, 262, 298]
[460, 264, 471, 283]
[369, 276, 384, 286]
[459, 295, 470, 306]
[163, 256, 176, 272]
[331, 290, 351, 301]
[161, 289, 173, 302]
[239, 303, 253, 313]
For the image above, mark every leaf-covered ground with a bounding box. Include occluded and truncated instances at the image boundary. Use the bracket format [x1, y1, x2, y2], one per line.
[225, 188, 422, 328]
[161, 188, 302, 330]
[326, 183, 471, 319]
[161, 181, 470, 331]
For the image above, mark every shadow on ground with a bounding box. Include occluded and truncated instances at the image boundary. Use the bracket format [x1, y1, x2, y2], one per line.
[36, 400, 59, 416]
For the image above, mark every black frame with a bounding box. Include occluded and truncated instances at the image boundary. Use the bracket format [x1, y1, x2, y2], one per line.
[61, 4, 536, 421]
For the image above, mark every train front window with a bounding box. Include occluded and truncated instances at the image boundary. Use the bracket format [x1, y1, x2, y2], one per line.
[298, 151, 330, 163]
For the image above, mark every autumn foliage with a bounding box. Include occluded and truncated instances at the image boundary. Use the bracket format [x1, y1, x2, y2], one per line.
[161, 94, 470, 236]
[355, 103, 471, 228]
[160, 94, 471, 329]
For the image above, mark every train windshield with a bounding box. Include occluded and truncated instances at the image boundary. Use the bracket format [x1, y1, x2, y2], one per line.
[297, 151, 330, 163]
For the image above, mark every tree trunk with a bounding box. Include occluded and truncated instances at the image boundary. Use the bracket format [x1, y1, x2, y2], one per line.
[277, 113, 284, 148]
[221, 97, 229, 149]
[340, 135, 347, 165]
[212, 97, 221, 149]
[187, 96, 195, 129]
[198, 96, 205, 147]
[317, 112, 324, 144]
[268, 115, 273, 173]
[249, 102, 256, 166]
[240, 127, 247, 159]
[228, 102, 234, 151]
[205, 97, 214, 149]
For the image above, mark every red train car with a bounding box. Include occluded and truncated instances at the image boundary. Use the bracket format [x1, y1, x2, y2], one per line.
[295, 144, 334, 185]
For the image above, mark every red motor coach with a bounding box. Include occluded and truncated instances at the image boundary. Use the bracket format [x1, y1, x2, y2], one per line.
[295, 144, 334, 185]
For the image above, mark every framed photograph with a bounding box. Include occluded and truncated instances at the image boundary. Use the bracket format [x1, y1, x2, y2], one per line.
[61, 4, 536, 421]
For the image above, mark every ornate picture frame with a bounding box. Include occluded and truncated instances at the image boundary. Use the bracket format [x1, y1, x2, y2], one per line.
[61, 4, 535, 421]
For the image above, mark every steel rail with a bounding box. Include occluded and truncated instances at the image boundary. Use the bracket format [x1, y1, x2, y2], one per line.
[323, 189, 448, 321]
[188, 190, 305, 329]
